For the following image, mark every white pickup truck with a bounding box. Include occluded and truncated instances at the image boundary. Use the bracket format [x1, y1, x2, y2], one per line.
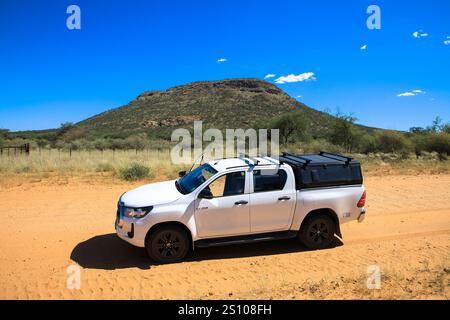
[115, 152, 366, 263]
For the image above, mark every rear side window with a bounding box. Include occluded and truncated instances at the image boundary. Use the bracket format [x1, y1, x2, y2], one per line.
[253, 169, 287, 193]
[299, 164, 362, 189]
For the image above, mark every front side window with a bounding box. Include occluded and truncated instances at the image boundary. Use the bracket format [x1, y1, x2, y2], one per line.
[177, 164, 218, 194]
[253, 169, 287, 193]
[205, 171, 246, 198]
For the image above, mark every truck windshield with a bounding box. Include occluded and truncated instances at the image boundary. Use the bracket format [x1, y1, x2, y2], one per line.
[177, 164, 218, 194]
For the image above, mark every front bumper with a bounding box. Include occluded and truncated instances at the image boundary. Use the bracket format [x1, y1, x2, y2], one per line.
[115, 202, 146, 248]
[115, 219, 146, 248]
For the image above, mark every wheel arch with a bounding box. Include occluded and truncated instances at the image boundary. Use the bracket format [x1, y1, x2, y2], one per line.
[300, 208, 342, 239]
[145, 221, 194, 251]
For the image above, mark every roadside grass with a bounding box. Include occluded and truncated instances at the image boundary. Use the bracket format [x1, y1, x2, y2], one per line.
[0, 149, 448, 186]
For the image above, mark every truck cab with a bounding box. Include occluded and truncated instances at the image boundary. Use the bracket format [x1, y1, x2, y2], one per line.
[115, 152, 366, 263]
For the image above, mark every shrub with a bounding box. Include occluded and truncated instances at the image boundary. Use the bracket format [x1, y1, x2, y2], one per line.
[297, 139, 344, 154]
[376, 131, 412, 156]
[119, 163, 150, 181]
[424, 133, 450, 160]
[358, 134, 378, 153]
[96, 162, 114, 172]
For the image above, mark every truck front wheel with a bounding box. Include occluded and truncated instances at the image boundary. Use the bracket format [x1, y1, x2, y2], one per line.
[145, 225, 189, 263]
[300, 214, 336, 250]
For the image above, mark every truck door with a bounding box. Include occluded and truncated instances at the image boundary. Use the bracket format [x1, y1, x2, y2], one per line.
[194, 171, 250, 238]
[249, 168, 296, 233]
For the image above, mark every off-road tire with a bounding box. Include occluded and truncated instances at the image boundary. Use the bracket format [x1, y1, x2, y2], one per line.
[299, 214, 336, 250]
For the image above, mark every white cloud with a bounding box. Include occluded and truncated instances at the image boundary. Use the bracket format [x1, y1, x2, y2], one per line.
[264, 74, 276, 79]
[217, 58, 227, 63]
[397, 92, 416, 97]
[444, 36, 450, 45]
[297, 95, 302, 98]
[397, 89, 426, 97]
[413, 30, 429, 39]
[274, 72, 316, 84]
[360, 44, 367, 50]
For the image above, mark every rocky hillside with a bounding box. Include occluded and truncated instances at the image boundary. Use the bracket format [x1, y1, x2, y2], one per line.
[77, 78, 336, 139]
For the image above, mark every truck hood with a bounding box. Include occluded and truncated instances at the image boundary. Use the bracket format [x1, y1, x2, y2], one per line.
[121, 180, 182, 207]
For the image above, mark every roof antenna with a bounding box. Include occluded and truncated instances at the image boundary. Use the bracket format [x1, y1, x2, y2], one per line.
[188, 152, 204, 173]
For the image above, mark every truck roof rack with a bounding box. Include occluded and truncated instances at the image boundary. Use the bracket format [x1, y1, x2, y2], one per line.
[239, 154, 260, 166]
[281, 152, 311, 166]
[319, 151, 353, 165]
[279, 152, 357, 167]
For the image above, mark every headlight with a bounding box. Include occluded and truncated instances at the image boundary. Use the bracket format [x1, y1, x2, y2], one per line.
[124, 206, 153, 218]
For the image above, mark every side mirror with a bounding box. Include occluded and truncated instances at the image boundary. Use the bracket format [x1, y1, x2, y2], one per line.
[178, 170, 186, 177]
[198, 189, 213, 200]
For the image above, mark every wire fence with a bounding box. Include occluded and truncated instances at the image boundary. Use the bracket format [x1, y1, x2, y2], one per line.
[0, 143, 30, 156]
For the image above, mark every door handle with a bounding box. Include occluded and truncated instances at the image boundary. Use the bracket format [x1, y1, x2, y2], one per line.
[278, 196, 291, 201]
[234, 200, 248, 206]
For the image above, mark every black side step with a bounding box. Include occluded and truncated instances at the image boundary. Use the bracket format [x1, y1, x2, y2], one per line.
[194, 231, 298, 249]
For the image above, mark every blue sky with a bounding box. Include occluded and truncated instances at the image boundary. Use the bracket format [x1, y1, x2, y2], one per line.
[1, 0, 449, 131]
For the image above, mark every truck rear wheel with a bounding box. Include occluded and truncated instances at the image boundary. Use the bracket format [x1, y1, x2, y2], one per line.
[300, 214, 336, 250]
[145, 225, 189, 263]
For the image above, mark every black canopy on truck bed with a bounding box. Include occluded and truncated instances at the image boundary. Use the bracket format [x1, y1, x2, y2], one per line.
[279, 152, 363, 189]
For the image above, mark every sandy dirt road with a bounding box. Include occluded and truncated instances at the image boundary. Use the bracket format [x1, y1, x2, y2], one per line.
[0, 174, 449, 299]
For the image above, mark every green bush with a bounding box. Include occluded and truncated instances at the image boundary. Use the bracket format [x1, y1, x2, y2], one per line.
[424, 133, 450, 160]
[358, 134, 378, 153]
[376, 131, 412, 156]
[119, 163, 150, 181]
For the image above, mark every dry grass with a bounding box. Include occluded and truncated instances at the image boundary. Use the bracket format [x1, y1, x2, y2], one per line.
[0, 149, 449, 188]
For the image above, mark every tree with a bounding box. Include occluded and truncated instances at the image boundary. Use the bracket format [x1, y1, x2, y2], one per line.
[329, 112, 360, 152]
[271, 112, 309, 145]
[94, 139, 109, 151]
[36, 139, 47, 152]
[125, 134, 148, 151]
[358, 134, 378, 153]
[424, 133, 450, 160]
[0, 128, 9, 138]
[427, 116, 443, 133]
[376, 131, 411, 154]
[57, 122, 75, 135]
[409, 127, 426, 134]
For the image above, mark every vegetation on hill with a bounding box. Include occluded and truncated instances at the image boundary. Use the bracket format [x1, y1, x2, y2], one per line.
[1, 78, 448, 160]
